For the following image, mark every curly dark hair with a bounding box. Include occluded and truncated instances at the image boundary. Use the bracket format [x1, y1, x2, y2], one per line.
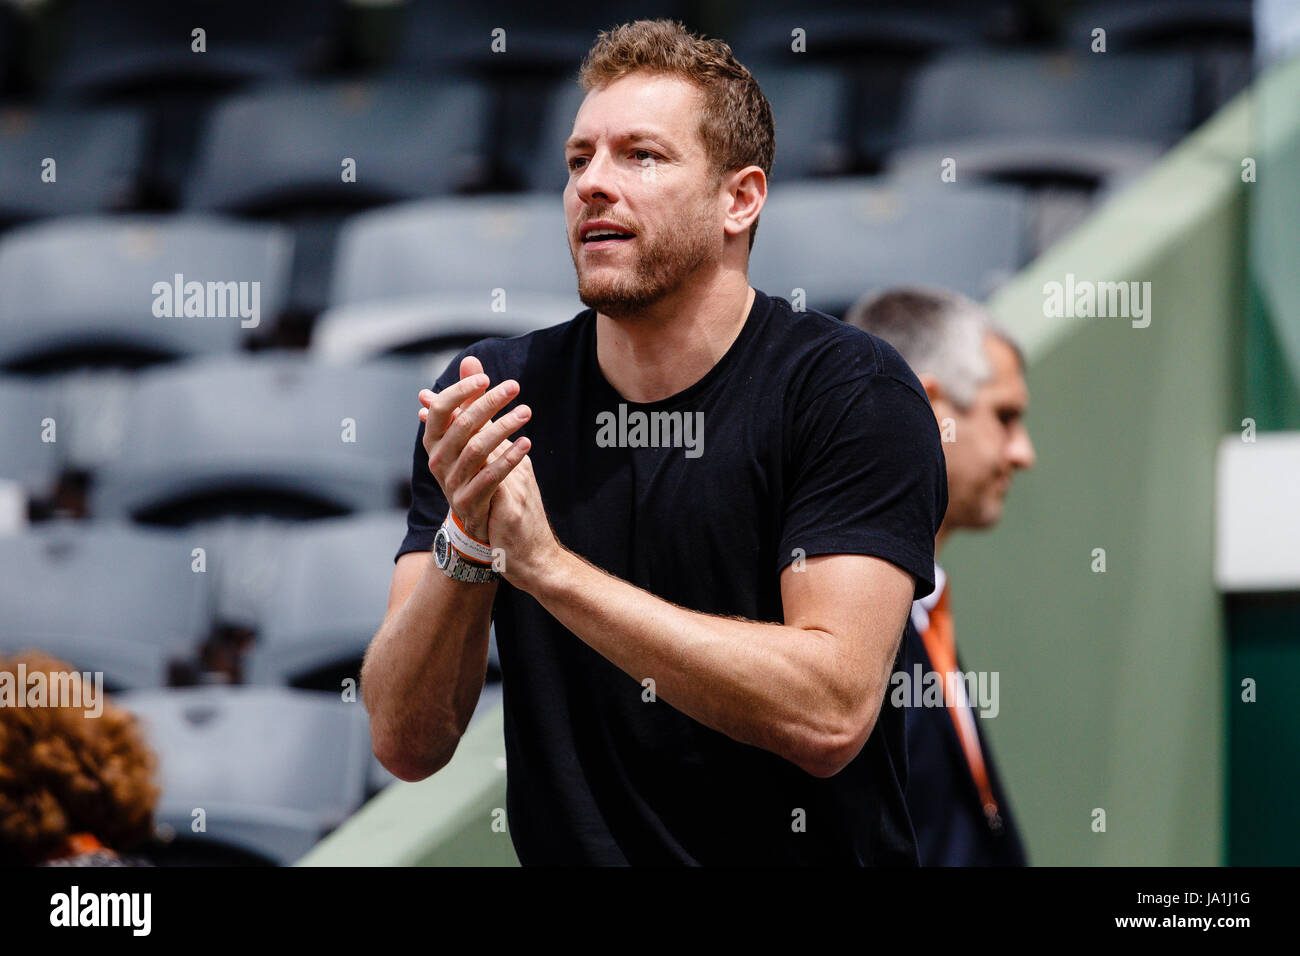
[0, 652, 159, 864]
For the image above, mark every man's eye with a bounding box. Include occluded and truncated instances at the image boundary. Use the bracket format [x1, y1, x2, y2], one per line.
[568, 156, 587, 171]
[633, 149, 655, 163]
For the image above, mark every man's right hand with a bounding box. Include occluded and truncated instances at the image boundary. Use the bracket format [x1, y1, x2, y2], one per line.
[418, 355, 532, 542]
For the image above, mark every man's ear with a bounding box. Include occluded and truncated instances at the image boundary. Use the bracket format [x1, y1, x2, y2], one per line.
[918, 373, 959, 423]
[723, 165, 766, 241]
[917, 373, 945, 408]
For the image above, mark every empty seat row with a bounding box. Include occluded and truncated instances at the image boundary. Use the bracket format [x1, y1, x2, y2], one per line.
[0, 376, 61, 500]
[0, 51, 1209, 225]
[0, 214, 292, 369]
[0, 176, 1033, 373]
[0, 511, 470, 692]
[0, 199, 581, 369]
[195, 510, 411, 686]
[0, 522, 209, 690]
[4, 0, 1255, 98]
[117, 679, 503, 864]
[751, 177, 1029, 315]
[11, 0, 696, 100]
[0, 355, 427, 519]
[98, 355, 424, 523]
[539, 51, 1199, 188]
[1, 514, 506, 861]
[28, 0, 347, 101]
[119, 685, 372, 865]
[0, 78, 491, 226]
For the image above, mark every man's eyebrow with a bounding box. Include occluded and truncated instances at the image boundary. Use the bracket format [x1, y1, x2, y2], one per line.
[564, 129, 675, 152]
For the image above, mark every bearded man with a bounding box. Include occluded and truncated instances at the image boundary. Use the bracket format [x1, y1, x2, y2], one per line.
[362, 19, 947, 866]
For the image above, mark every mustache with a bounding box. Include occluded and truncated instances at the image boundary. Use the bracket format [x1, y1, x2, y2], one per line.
[574, 214, 638, 237]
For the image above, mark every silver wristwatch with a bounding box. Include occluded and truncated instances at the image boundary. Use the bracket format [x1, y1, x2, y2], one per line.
[433, 525, 498, 583]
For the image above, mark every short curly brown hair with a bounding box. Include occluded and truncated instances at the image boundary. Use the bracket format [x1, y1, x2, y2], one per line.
[578, 19, 775, 251]
[0, 652, 159, 864]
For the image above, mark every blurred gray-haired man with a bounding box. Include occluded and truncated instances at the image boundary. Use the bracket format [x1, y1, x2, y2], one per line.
[846, 286, 1035, 866]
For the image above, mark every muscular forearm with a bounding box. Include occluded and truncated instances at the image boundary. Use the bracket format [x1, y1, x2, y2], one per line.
[524, 547, 891, 777]
[361, 555, 495, 781]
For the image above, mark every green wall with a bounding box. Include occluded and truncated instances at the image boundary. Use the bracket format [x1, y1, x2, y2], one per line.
[951, 57, 1300, 865]
[299, 701, 518, 866]
[1226, 595, 1300, 865]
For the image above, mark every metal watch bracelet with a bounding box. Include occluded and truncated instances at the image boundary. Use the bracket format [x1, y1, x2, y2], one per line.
[433, 522, 498, 583]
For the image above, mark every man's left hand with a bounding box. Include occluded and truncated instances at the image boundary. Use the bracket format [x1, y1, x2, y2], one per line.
[486, 437, 562, 593]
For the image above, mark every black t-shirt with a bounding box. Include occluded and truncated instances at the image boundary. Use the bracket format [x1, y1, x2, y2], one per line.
[397, 288, 948, 865]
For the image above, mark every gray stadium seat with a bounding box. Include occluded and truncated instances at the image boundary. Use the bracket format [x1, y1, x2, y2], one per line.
[0, 481, 24, 535]
[243, 510, 407, 687]
[91, 354, 426, 524]
[731, 2, 1019, 171]
[748, 177, 1028, 316]
[0, 107, 147, 224]
[395, 0, 691, 74]
[240, 510, 500, 688]
[0, 522, 211, 690]
[310, 292, 575, 363]
[184, 79, 493, 213]
[188, 515, 296, 631]
[887, 137, 1163, 191]
[895, 52, 1198, 153]
[118, 686, 371, 865]
[886, 138, 1163, 254]
[45, 368, 138, 477]
[1254, 0, 1298, 68]
[1065, 1, 1254, 118]
[887, 52, 1193, 255]
[731, 0, 1020, 60]
[0, 377, 62, 501]
[0, 215, 293, 371]
[1065, 0, 1253, 50]
[186, 511, 504, 795]
[514, 82, 584, 194]
[330, 194, 577, 308]
[280, 215, 346, 322]
[47, 0, 342, 100]
[758, 65, 857, 180]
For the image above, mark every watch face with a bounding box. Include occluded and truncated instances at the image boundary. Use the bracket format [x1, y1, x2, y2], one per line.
[433, 527, 449, 568]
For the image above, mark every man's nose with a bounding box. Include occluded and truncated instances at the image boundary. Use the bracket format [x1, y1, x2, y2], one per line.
[1009, 425, 1036, 471]
[575, 146, 620, 206]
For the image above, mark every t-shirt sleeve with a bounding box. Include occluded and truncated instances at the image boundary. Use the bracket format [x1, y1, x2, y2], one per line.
[395, 349, 469, 562]
[777, 371, 948, 601]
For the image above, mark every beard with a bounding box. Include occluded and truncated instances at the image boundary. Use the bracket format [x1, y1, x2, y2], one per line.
[572, 198, 718, 319]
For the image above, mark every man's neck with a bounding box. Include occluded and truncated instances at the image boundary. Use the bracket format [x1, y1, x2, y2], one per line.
[595, 266, 755, 405]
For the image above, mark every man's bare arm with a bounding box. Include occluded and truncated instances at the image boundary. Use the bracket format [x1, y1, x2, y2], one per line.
[361, 359, 531, 782]
[360, 552, 495, 781]
[523, 548, 915, 778]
